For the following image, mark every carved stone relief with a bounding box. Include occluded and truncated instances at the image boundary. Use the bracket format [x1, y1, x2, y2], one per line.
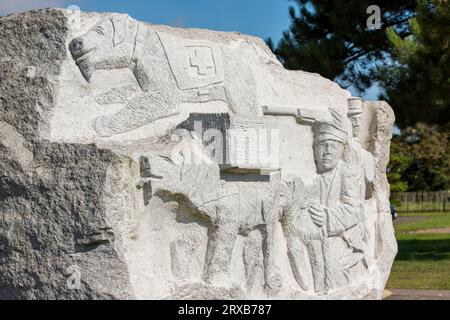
[0, 9, 396, 299]
[68, 14, 259, 137]
[66, 13, 395, 299]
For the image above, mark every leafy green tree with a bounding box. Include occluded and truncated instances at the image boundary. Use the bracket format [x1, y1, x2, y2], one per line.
[387, 140, 412, 192]
[268, 0, 416, 92]
[378, 0, 450, 128]
[387, 123, 450, 191]
[271, 1, 449, 191]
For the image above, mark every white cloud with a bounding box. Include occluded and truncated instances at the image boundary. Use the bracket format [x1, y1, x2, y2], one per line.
[0, 0, 77, 16]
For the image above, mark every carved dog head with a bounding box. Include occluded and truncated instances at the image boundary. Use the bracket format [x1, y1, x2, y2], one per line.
[69, 14, 138, 81]
[141, 134, 221, 200]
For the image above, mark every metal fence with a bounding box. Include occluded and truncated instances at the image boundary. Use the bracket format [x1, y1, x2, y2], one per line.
[390, 191, 450, 213]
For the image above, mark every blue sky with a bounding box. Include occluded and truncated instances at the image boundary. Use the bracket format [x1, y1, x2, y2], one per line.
[79, 0, 292, 45]
[0, 0, 293, 43]
[0, 0, 380, 99]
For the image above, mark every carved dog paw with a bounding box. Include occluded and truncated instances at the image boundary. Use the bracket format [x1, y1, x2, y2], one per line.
[265, 266, 282, 294]
[93, 115, 116, 137]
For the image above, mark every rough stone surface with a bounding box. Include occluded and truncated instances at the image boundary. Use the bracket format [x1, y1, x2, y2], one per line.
[0, 9, 397, 300]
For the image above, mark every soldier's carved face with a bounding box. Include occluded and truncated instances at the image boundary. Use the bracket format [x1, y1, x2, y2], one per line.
[349, 114, 362, 137]
[314, 140, 344, 173]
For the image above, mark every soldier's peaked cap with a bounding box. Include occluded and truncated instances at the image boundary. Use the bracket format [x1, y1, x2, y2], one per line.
[347, 97, 363, 115]
[314, 121, 347, 143]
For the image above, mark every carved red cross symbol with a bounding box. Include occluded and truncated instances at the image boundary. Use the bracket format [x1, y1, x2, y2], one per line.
[189, 48, 214, 76]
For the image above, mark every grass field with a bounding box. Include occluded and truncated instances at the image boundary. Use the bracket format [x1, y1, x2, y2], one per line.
[386, 211, 450, 290]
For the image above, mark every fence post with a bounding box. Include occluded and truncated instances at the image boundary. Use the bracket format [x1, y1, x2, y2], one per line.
[444, 192, 447, 212]
[391, 191, 449, 213]
[406, 193, 409, 213]
[421, 192, 424, 212]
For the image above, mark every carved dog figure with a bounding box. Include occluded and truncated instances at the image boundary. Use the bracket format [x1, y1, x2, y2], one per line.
[138, 136, 288, 292]
[69, 14, 258, 137]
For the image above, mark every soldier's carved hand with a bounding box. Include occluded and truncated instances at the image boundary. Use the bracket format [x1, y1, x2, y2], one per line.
[308, 205, 326, 227]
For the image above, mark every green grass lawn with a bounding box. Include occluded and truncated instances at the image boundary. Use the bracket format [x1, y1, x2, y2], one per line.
[386, 212, 450, 290]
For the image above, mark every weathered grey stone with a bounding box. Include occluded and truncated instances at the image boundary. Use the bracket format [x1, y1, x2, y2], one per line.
[0, 9, 397, 300]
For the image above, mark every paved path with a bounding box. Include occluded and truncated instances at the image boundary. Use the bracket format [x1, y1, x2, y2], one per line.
[410, 227, 450, 234]
[386, 289, 450, 300]
[394, 216, 429, 224]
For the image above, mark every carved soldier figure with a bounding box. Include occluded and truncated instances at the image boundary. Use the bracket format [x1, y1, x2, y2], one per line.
[284, 121, 366, 294]
[346, 97, 376, 270]
[347, 97, 375, 198]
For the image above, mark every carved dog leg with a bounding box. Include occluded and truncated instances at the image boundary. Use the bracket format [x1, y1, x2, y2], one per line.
[204, 205, 239, 286]
[286, 235, 312, 291]
[170, 232, 202, 282]
[170, 239, 191, 281]
[243, 231, 263, 289]
[93, 91, 180, 137]
[262, 197, 282, 293]
[263, 219, 281, 293]
[307, 240, 327, 293]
